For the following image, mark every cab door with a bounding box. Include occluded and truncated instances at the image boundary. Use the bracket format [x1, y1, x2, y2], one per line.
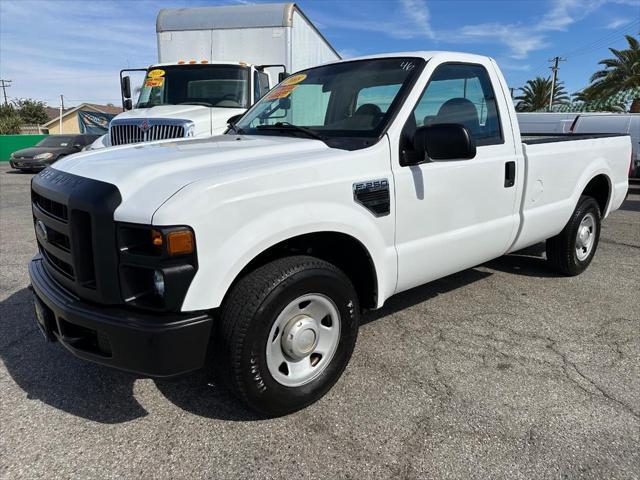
[390, 60, 519, 293]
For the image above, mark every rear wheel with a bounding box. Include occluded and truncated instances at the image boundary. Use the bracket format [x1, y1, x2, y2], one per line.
[546, 195, 601, 276]
[218, 255, 359, 416]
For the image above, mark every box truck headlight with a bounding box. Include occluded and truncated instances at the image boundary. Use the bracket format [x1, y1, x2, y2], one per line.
[34, 152, 54, 160]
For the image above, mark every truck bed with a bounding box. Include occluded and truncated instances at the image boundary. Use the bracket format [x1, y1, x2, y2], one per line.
[521, 133, 629, 145]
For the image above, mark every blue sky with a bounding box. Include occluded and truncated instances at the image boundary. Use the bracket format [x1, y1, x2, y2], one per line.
[0, 0, 638, 108]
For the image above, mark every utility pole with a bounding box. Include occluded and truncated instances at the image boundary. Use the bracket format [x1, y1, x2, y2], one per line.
[59, 94, 64, 134]
[548, 57, 565, 111]
[0, 79, 11, 106]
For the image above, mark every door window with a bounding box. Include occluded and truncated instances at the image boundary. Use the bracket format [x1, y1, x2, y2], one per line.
[410, 63, 503, 146]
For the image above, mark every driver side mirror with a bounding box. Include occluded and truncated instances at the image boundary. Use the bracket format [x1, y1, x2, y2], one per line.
[278, 71, 289, 82]
[227, 114, 243, 125]
[411, 124, 476, 163]
[121, 75, 131, 99]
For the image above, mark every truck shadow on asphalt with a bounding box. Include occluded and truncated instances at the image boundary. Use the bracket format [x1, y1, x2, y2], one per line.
[0, 246, 556, 423]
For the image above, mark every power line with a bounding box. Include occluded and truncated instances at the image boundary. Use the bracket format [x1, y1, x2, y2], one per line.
[0, 79, 11, 106]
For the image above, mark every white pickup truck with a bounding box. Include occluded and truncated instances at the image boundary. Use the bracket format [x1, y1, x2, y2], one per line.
[29, 52, 630, 416]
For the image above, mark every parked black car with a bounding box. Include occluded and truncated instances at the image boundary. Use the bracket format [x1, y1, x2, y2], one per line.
[9, 134, 100, 172]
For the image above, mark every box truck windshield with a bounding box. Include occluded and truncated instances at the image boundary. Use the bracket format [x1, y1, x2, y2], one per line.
[137, 64, 250, 109]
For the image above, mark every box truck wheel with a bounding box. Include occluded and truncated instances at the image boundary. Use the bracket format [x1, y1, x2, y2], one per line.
[219, 255, 360, 416]
[546, 195, 601, 276]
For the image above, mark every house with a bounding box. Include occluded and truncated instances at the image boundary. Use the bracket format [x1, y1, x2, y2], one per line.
[43, 103, 122, 134]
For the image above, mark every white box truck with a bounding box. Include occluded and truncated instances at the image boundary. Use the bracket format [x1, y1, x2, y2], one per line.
[89, 2, 339, 149]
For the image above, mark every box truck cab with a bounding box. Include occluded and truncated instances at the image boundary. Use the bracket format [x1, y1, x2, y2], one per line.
[89, 2, 339, 149]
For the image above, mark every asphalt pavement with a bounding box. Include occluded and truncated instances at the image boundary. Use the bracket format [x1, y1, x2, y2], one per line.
[1, 163, 638, 479]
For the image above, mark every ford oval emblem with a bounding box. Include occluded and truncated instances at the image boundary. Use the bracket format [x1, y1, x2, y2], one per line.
[36, 220, 48, 242]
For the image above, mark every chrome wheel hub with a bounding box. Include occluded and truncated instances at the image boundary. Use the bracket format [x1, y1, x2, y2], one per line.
[281, 315, 319, 360]
[266, 294, 341, 387]
[575, 213, 596, 261]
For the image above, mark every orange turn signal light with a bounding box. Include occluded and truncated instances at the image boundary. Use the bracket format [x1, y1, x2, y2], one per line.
[151, 229, 163, 247]
[166, 230, 194, 255]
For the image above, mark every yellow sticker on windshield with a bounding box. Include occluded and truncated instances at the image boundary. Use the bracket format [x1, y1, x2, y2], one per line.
[145, 77, 165, 88]
[264, 84, 297, 101]
[148, 69, 165, 78]
[281, 73, 306, 86]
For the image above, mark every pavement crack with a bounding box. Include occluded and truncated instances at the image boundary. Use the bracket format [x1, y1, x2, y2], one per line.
[600, 238, 640, 250]
[547, 338, 640, 421]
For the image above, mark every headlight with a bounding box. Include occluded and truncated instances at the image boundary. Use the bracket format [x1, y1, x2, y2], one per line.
[117, 224, 198, 311]
[34, 152, 54, 160]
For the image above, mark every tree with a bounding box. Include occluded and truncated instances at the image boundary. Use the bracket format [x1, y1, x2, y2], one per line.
[0, 104, 23, 134]
[583, 33, 640, 112]
[514, 77, 569, 112]
[14, 98, 49, 125]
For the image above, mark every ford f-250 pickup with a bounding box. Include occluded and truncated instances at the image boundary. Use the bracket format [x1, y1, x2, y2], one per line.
[29, 52, 631, 416]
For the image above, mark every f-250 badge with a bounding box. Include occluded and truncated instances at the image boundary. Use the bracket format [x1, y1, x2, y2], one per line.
[353, 179, 390, 217]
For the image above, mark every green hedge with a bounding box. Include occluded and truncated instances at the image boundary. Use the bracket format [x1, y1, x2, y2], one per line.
[0, 135, 48, 161]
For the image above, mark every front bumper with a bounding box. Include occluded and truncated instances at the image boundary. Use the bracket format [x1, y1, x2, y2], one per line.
[29, 254, 213, 377]
[10, 159, 49, 170]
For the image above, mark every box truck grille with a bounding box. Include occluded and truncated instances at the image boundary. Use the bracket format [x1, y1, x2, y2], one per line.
[110, 120, 191, 146]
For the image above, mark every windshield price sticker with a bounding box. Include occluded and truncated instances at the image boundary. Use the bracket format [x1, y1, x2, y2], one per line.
[145, 77, 165, 88]
[281, 73, 307, 86]
[148, 69, 165, 78]
[264, 84, 297, 101]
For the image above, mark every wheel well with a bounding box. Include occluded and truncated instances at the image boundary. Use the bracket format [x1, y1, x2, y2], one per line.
[235, 232, 378, 309]
[581, 174, 610, 215]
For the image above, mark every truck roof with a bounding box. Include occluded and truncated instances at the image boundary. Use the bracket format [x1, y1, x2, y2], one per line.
[322, 51, 494, 66]
[157, 3, 299, 31]
[149, 61, 253, 68]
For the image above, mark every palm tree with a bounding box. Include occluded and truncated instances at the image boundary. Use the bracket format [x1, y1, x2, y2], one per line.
[584, 34, 640, 112]
[514, 77, 569, 112]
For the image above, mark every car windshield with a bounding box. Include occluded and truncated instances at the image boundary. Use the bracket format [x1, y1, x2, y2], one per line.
[136, 65, 250, 109]
[234, 57, 425, 147]
[37, 136, 77, 147]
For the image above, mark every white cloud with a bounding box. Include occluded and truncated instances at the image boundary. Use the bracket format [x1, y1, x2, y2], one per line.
[605, 18, 631, 29]
[399, 0, 435, 39]
[308, 0, 435, 40]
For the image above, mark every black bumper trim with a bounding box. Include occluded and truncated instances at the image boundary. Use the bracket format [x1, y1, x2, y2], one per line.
[29, 255, 213, 377]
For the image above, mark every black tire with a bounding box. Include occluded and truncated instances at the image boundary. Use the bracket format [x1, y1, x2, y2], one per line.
[546, 195, 601, 276]
[218, 255, 359, 416]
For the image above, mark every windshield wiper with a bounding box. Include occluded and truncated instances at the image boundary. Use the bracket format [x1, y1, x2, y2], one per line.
[256, 122, 326, 142]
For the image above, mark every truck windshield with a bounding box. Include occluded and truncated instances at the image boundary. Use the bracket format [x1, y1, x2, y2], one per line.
[137, 64, 250, 109]
[234, 58, 425, 148]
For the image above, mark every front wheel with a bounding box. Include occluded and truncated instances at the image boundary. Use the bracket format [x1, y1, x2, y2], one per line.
[218, 255, 359, 416]
[546, 195, 601, 276]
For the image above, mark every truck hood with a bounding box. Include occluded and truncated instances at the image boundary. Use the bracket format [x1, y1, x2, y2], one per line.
[52, 134, 329, 224]
[113, 105, 245, 137]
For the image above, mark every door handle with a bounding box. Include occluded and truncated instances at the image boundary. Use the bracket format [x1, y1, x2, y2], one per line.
[504, 161, 516, 188]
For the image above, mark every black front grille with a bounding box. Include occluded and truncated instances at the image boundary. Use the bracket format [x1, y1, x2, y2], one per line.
[32, 191, 68, 221]
[110, 124, 185, 146]
[31, 168, 122, 304]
